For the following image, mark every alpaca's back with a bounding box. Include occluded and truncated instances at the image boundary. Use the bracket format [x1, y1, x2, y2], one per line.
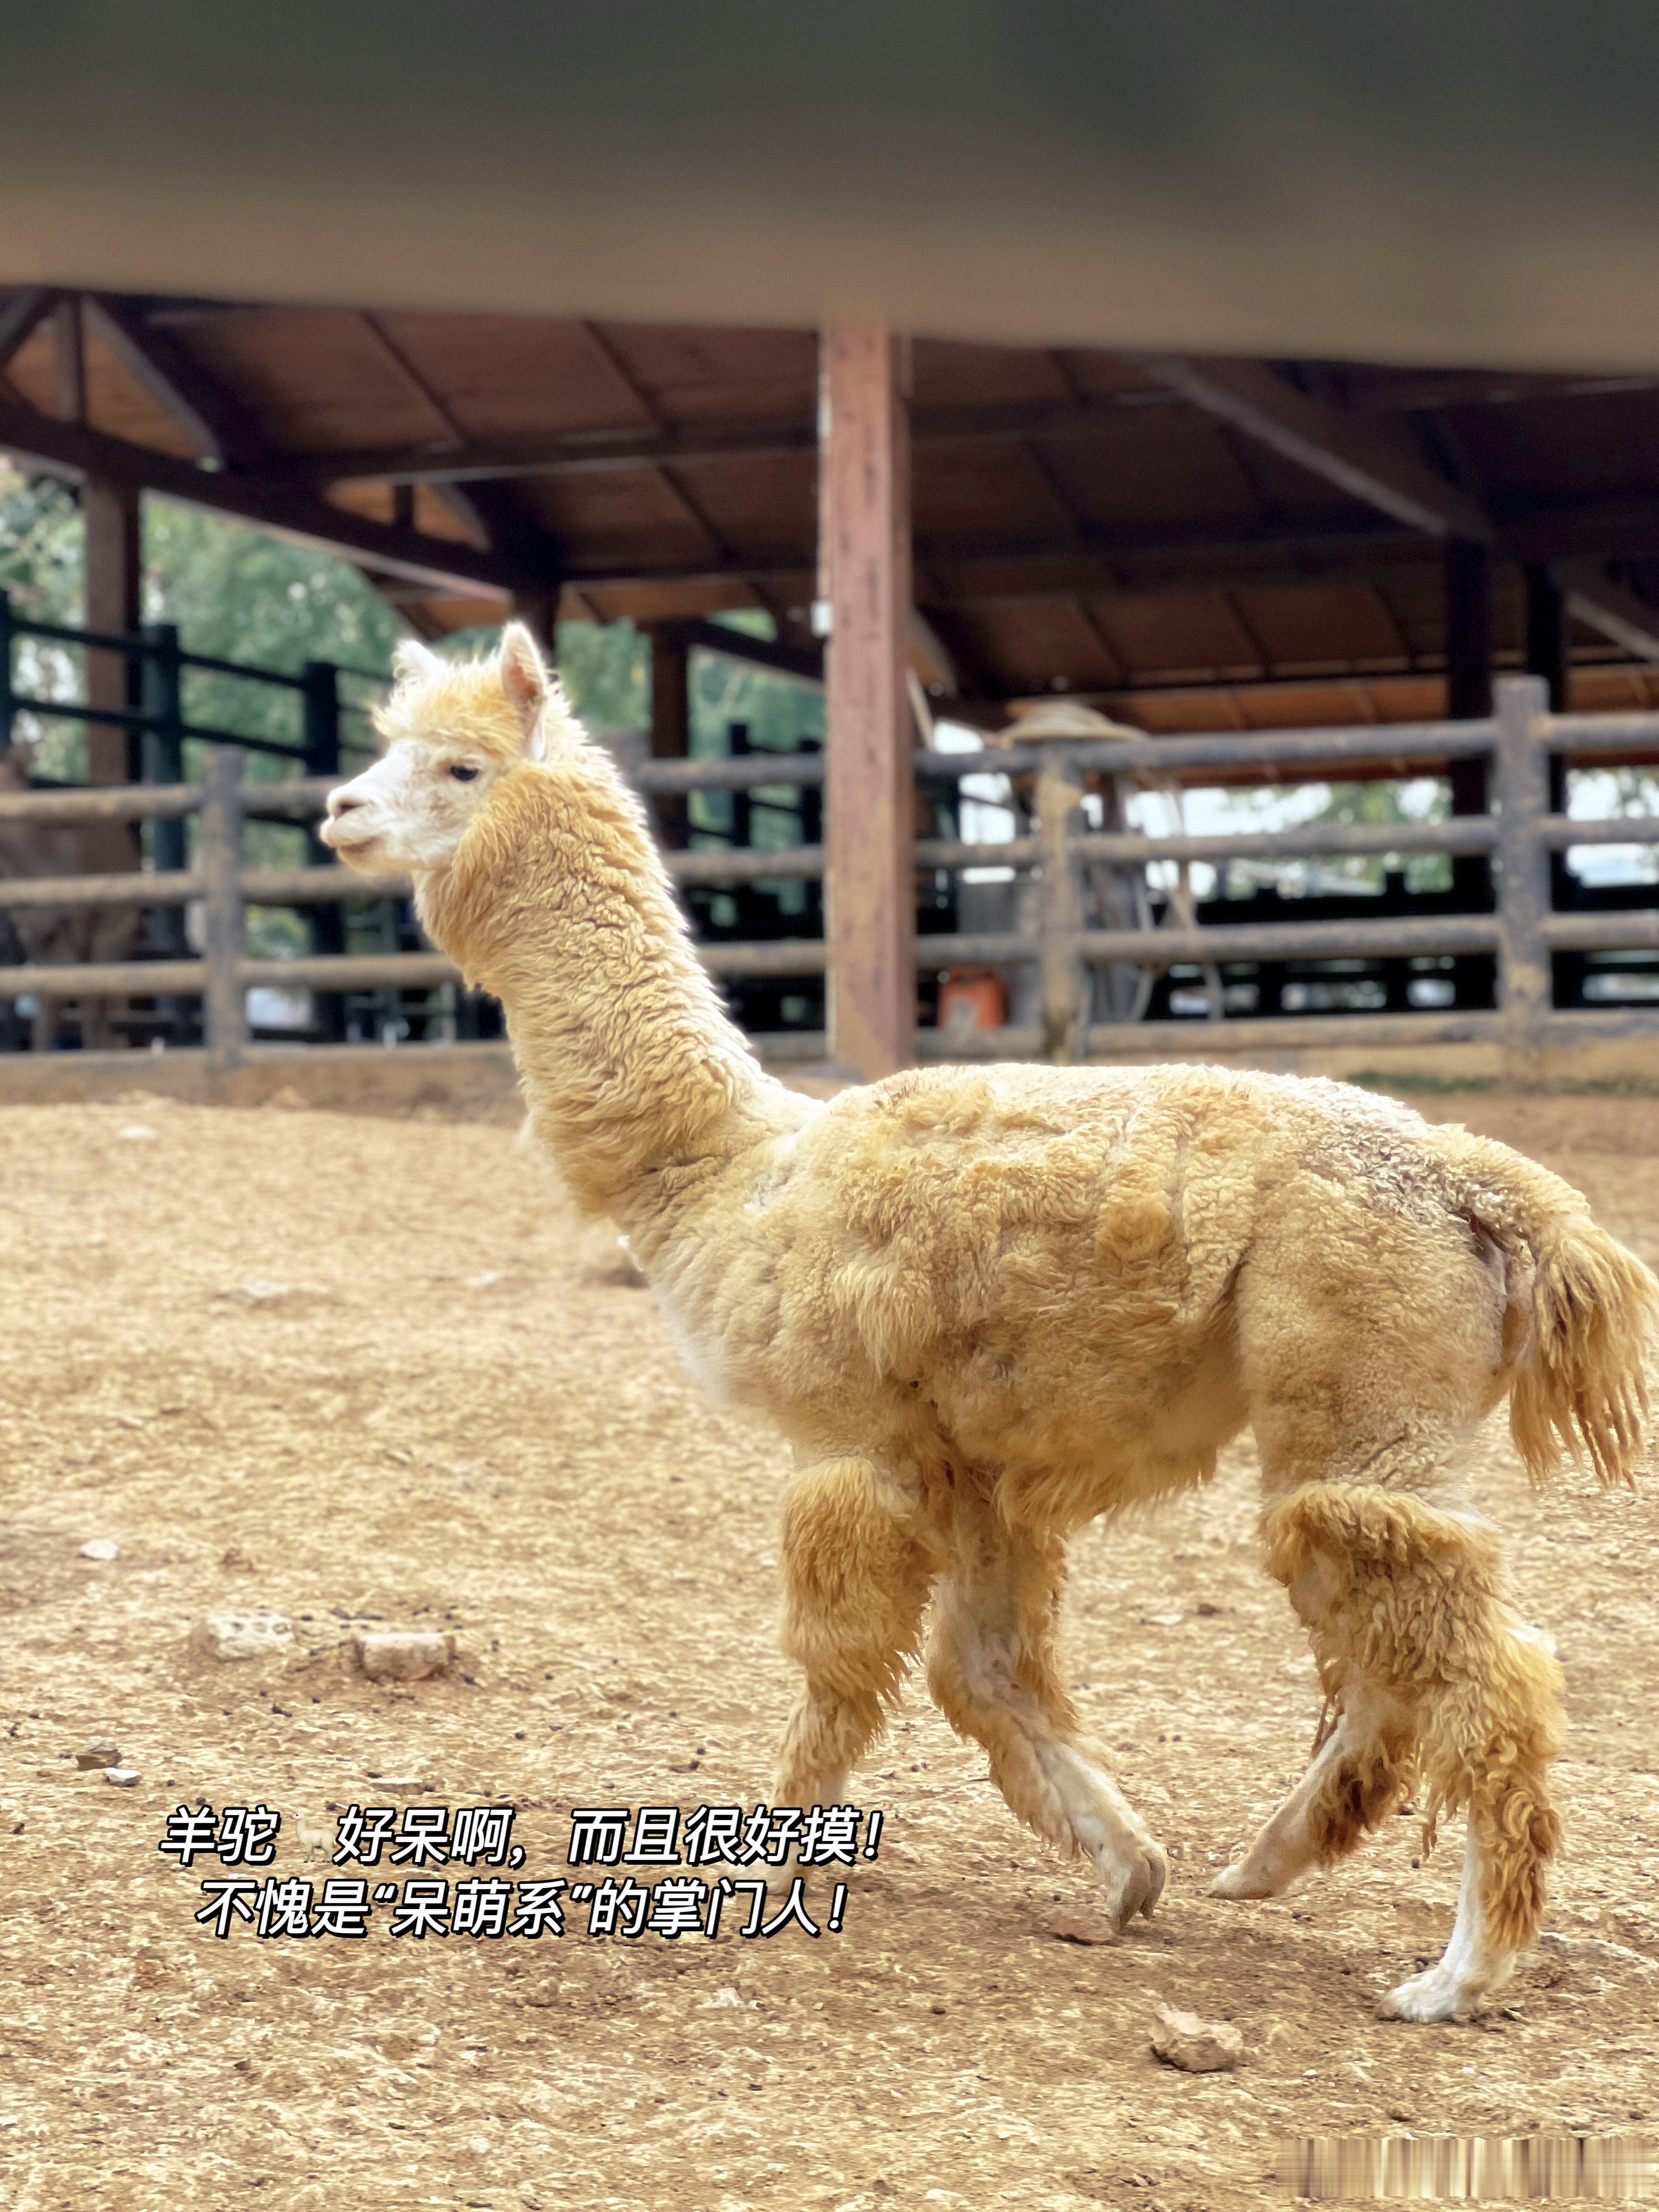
[656, 1060, 1645, 1528]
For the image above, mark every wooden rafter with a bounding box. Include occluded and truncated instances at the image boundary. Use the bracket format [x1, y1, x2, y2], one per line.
[358, 312, 471, 449]
[295, 392, 1186, 487]
[0, 288, 58, 372]
[86, 295, 276, 466]
[0, 393, 528, 597]
[1557, 562, 1659, 664]
[1130, 354, 1494, 544]
[54, 299, 86, 425]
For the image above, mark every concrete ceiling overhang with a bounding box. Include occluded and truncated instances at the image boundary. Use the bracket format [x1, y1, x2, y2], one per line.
[7, 2, 1659, 370]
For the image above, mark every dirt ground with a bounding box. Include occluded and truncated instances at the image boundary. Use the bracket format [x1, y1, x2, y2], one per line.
[3, 1083, 1658, 2212]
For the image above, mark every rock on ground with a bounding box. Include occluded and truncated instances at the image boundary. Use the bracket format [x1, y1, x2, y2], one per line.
[1151, 2004, 1245, 2073]
[189, 1607, 294, 1661]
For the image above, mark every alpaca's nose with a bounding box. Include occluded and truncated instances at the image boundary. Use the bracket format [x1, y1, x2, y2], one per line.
[327, 788, 364, 817]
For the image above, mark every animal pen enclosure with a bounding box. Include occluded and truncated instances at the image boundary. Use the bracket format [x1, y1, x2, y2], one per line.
[14, 302, 1659, 1084]
[8, 631, 1659, 1082]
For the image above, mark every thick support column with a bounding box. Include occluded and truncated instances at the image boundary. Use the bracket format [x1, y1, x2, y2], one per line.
[82, 478, 141, 785]
[512, 587, 560, 651]
[1444, 539, 1493, 917]
[1523, 565, 1568, 713]
[649, 630, 691, 848]
[819, 328, 915, 1079]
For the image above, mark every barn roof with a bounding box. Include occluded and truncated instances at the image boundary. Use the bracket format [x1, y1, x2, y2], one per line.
[7, 295, 1659, 734]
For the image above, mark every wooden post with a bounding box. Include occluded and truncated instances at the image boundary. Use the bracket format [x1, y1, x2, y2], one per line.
[512, 588, 560, 652]
[820, 328, 914, 1079]
[1494, 675, 1551, 1085]
[1524, 564, 1572, 912]
[0, 589, 13, 752]
[198, 747, 248, 1070]
[649, 630, 690, 848]
[1444, 539, 1494, 1014]
[82, 478, 141, 784]
[1036, 744, 1089, 1062]
[1524, 565, 1568, 713]
[303, 660, 347, 1040]
[141, 624, 185, 868]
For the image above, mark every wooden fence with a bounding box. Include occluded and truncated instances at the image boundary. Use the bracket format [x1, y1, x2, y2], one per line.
[4, 674, 1659, 1075]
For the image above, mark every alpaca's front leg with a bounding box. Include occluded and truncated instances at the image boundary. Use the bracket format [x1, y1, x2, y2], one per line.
[926, 1503, 1166, 1933]
[774, 1456, 938, 1804]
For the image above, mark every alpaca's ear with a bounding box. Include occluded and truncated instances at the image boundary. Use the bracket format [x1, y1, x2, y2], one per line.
[499, 621, 550, 751]
[391, 638, 441, 686]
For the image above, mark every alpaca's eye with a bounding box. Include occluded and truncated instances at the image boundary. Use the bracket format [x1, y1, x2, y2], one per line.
[448, 763, 481, 782]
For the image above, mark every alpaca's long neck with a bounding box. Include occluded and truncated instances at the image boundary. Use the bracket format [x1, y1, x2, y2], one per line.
[418, 755, 791, 1218]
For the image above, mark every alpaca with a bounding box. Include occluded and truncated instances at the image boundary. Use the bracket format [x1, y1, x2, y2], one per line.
[322, 627, 1659, 2024]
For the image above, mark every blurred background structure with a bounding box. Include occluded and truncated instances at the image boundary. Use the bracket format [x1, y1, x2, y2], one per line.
[8, 6, 1659, 1090]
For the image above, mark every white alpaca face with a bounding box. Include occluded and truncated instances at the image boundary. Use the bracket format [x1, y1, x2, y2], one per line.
[321, 624, 554, 873]
[321, 736, 509, 873]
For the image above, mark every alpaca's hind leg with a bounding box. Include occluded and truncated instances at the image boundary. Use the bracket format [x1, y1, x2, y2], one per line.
[1234, 1220, 1563, 2018]
[774, 1456, 938, 1804]
[1265, 1481, 1563, 2021]
[926, 1500, 1165, 1933]
[1211, 1678, 1415, 1900]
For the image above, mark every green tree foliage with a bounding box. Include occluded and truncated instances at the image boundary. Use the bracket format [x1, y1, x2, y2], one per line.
[1217, 774, 1451, 894]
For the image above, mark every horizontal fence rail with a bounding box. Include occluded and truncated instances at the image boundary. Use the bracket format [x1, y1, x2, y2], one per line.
[6, 673, 1659, 1072]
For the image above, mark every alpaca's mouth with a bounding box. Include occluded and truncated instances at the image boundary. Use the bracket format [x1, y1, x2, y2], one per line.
[322, 823, 385, 865]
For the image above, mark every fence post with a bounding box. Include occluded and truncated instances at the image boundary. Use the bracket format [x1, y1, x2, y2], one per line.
[1036, 742, 1089, 1062]
[1494, 674, 1552, 1085]
[142, 622, 187, 887]
[199, 745, 248, 1071]
[0, 588, 13, 752]
[302, 659, 347, 1041]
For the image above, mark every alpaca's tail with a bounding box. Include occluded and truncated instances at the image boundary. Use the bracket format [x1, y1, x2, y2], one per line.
[1509, 1213, 1659, 1485]
[1441, 1133, 1659, 1485]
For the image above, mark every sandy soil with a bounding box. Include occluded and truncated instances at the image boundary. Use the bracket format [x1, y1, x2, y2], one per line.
[2, 1085, 1658, 2212]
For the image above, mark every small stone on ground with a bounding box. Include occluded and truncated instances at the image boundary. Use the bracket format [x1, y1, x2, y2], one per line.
[190, 1608, 294, 1661]
[1151, 2004, 1244, 2073]
[353, 1630, 456, 1682]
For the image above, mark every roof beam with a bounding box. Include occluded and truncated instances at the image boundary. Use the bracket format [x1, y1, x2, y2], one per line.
[1556, 561, 1659, 664]
[84, 295, 278, 466]
[0, 394, 526, 598]
[1129, 354, 1494, 543]
[0, 287, 58, 372]
[653, 617, 822, 685]
[443, 477, 566, 591]
[563, 513, 1419, 591]
[553, 498, 1659, 597]
[294, 392, 1192, 487]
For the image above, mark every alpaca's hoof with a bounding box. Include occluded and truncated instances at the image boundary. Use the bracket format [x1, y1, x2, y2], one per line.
[1208, 1861, 1282, 1902]
[1376, 1963, 1484, 2023]
[1100, 1837, 1167, 1932]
